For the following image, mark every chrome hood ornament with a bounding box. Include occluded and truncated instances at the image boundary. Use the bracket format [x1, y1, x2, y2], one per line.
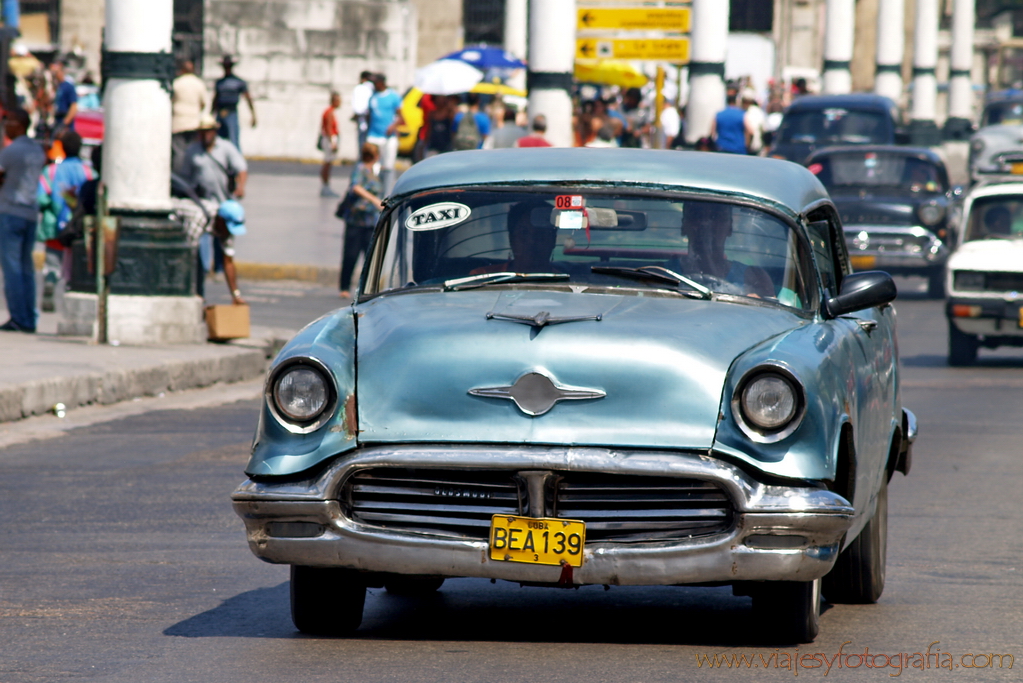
[469, 371, 606, 416]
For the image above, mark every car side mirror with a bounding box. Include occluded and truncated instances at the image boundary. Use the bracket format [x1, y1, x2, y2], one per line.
[824, 271, 898, 318]
[950, 185, 964, 198]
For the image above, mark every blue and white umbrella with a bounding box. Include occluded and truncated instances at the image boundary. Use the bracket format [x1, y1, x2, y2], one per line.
[442, 46, 526, 70]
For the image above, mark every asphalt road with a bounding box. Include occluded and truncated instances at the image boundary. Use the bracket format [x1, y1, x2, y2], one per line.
[2, 283, 1022, 682]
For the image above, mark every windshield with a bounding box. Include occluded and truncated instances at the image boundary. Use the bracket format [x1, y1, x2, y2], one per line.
[809, 152, 946, 193]
[965, 195, 1023, 241]
[982, 100, 1023, 127]
[777, 108, 890, 145]
[364, 190, 818, 310]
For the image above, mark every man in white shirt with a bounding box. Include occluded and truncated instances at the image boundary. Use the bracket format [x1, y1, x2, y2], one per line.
[350, 71, 374, 150]
[742, 88, 766, 156]
[172, 60, 210, 174]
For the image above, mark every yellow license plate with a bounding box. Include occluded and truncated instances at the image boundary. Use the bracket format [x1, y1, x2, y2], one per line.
[489, 515, 585, 567]
[1018, 308, 1023, 328]
[1011, 163, 1023, 175]
[850, 255, 877, 270]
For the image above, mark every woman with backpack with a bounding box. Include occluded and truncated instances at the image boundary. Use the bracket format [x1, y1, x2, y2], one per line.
[339, 142, 383, 298]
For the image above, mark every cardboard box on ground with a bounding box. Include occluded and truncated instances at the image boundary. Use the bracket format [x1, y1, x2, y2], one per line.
[205, 305, 250, 341]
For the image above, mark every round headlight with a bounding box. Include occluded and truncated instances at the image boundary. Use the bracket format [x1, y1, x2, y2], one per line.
[273, 365, 330, 422]
[970, 138, 985, 154]
[741, 374, 798, 431]
[918, 202, 945, 226]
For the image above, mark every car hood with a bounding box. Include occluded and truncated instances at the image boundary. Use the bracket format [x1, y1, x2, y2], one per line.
[354, 290, 806, 450]
[830, 193, 920, 226]
[948, 238, 1023, 272]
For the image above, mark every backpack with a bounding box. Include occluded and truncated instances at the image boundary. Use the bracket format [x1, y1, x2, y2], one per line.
[452, 112, 482, 151]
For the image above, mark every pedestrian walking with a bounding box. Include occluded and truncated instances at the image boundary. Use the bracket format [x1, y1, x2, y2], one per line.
[491, 107, 526, 149]
[339, 142, 383, 298]
[171, 59, 209, 175]
[710, 91, 753, 155]
[514, 115, 553, 148]
[452, 93, 491, 150]
[319, 91, 342, 197]
[366, 74, 402, 196]
[425, 95, 457, 157]
[36, 130, 94, 312]
[0, 108, 47, 332]
[213, 56, 256, 151]
[50, 59, 77, 135]
[742, 88, 766, 156]
[350, 71, 374, 151]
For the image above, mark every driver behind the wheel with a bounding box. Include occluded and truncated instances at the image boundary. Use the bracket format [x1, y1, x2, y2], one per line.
[471, 201, 558, 275]
[676, 201, 774, 297]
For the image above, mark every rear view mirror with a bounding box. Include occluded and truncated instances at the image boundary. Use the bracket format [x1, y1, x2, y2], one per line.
[533, 208, 647, 230]
[824, 271, 897, 318]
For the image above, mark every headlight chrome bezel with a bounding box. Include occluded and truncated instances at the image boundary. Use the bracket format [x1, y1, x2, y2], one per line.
[266, 357, 338, 434]
[731, 363, 807, 444]
[917, 201, 945, 226]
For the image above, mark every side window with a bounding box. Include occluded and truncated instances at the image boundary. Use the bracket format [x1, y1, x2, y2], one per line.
[806, 220, 840, 298]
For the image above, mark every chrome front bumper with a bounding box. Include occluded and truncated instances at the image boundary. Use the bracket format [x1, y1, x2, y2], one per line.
[844, 225, 947, 270]
[231, 445, 853, 586]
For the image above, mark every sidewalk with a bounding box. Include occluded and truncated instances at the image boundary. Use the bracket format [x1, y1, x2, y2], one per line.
[0, 161, 363, 425]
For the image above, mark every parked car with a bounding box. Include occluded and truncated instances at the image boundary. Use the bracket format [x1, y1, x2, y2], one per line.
[807, 145, 959, 298]
[945, 179, 1023, 365]
[231, 149, 915, 644]
[768, 94, 907, 165]
[969, 90, 1023, 184]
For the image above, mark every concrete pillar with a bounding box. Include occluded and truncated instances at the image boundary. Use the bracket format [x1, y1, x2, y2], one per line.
[822, 0, 855, 94]
[910, 0, 941, 146]
[61, 0, 204, 344]
[504, 0, 528, 92]
[944, 0, 975, 140]
[874, 0, 905, 101]
[103, 0, 172, 210]
[685, 0, 729, 144]
[527, 0, 574, 147]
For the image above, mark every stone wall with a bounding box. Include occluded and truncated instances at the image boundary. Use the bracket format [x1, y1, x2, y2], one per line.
[203, 0, 418, 160]
[409, 0, 462, 66]
[59, 0, 106, 77]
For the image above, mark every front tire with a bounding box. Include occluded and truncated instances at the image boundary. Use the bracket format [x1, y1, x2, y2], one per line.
[290, 566, 366, 636]
[752, 579, 821, 643]
[384, 576, 445, 595]
[948, 323, 979, 366]
[823, 478, 887, 604]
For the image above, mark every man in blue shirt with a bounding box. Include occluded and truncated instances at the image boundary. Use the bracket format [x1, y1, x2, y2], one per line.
[51, 60, 78, 133]
[710, 91, 753, 155]
[366, 74, 403, 196]
[214, 56, 257, 151]
[0, 109, 47, 332]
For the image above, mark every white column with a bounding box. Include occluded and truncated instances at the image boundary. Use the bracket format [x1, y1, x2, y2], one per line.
[874, 0, 905, 101]
[505, 0, 528, 92]
[822, 0, 855, 94]
[103, 0, 173, 211]
[685, 0, 729, 144]
[910, 0, 940, 144]
[527, 0, 574, 147]
[947, 0, 975, 123]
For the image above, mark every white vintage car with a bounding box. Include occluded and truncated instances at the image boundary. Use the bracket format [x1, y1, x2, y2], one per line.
[946, 180, 1023, 364]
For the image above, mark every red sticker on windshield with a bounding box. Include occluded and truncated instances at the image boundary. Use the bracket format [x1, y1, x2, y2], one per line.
[555, 195, 584, 209]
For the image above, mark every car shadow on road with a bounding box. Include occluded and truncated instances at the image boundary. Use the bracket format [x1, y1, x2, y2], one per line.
[164, 579, 834, 647]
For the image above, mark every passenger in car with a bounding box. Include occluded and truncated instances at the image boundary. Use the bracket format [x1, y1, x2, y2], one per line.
[677, 202, 774, 297]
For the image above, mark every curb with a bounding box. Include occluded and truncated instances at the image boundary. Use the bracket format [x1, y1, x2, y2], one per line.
[0, 337, 284, 424]
[235, 261, 340, 285]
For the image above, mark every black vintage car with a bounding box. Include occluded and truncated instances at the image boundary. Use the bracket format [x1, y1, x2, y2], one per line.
[768, 94, 908, 165]
[806, 146, 958, 298]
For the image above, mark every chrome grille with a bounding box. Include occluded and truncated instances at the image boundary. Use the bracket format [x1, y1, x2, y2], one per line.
[343, 468, 734, 542]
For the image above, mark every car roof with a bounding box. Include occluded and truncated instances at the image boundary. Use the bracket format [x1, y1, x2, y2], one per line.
[391, 148, 831, 218]
[785, 93, 897, 112]
[806, 145, 945, 165]
[966, 180, 1023, 199]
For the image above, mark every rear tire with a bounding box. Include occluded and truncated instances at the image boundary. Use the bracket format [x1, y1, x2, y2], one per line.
[823, 478, 887, 604]
[290, 566, 366, 636]
[948, 323, 979, 366]
[752, 579, 821, 643]
[384, 576, 445, 595]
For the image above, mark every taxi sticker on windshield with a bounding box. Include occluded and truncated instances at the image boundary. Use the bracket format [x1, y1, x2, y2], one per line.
[555, 195, 584, 210]
[405, 202, 472, 231]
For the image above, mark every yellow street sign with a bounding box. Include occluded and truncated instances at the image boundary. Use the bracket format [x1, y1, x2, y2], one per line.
[577, 7, 691, 32]
[575, 38, 690, 63]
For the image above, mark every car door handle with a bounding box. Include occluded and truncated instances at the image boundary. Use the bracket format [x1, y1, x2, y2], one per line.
[840, 316, 877, 333]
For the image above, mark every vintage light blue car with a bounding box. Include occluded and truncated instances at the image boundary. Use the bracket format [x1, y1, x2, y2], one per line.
[232, 149, 915, 643]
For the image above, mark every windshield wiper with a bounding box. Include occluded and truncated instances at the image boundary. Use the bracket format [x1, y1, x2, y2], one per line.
[442, 272, 570, 291]
[591, 265, 712, 299]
